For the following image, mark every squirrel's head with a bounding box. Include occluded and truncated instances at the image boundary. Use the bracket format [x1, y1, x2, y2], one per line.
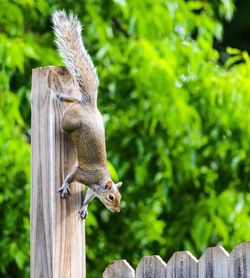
[90, 180, 122, 213]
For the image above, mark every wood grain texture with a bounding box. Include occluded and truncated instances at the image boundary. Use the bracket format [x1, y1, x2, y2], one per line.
[103, 260, 135, 278]
[199, 246, 229, 278]
[229, 242, 250, 278]
[167, 251, 198, 278]
[30, 66, 85, 278]
[136, 255, 167, 278]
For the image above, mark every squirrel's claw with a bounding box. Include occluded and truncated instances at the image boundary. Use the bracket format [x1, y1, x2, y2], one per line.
[79, 206, 88, 219]
[58, 183, 70, 198]
[57, 94, 64, 102]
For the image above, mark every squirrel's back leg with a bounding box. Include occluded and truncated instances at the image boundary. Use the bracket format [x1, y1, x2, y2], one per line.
[61, 104, 83, 133]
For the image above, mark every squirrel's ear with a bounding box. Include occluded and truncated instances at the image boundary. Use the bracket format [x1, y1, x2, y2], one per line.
[116, 182, 123, 189]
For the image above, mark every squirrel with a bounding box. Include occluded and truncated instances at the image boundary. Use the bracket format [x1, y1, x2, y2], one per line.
[51, 10, 122, 219]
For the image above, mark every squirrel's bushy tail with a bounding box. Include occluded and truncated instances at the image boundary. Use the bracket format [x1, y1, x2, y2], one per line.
[52, 10, 98, 103]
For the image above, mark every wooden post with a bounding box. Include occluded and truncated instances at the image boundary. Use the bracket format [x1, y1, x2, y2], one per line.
[30, 66, 85, 278]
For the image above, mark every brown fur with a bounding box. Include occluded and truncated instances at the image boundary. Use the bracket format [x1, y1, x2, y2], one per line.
[52, 10, 122, 217]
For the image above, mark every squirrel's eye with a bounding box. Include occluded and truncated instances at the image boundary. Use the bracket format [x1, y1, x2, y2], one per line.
[108, 194, 114, 201]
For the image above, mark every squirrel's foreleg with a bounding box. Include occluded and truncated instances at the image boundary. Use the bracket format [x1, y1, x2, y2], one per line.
[59, 167, 82, 198]
[79, 188, 95, 219]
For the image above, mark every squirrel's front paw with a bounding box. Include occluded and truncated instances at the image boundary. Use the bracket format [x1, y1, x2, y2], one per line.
[79, 206, 88, 219]
[58, 183, 70, 198]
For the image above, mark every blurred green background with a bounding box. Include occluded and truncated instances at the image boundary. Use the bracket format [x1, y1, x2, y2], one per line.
[0, 0, 250, 277]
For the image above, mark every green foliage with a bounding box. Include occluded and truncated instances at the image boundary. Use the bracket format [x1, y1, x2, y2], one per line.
[0, 0, 250, 277]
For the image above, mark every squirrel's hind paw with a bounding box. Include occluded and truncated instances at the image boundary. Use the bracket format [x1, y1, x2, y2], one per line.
[58, 183, 70, 198]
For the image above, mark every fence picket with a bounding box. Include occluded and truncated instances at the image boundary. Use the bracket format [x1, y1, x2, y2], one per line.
[103, 260, 135, 278]
[136, 255, 167, 278]
[199, 246, 229, 278]
[229, 242, 250, 278]
[166, 251, 198, 278]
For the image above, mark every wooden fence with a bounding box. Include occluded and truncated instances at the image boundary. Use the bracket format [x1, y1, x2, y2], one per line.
[103, 242, 250, 278]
